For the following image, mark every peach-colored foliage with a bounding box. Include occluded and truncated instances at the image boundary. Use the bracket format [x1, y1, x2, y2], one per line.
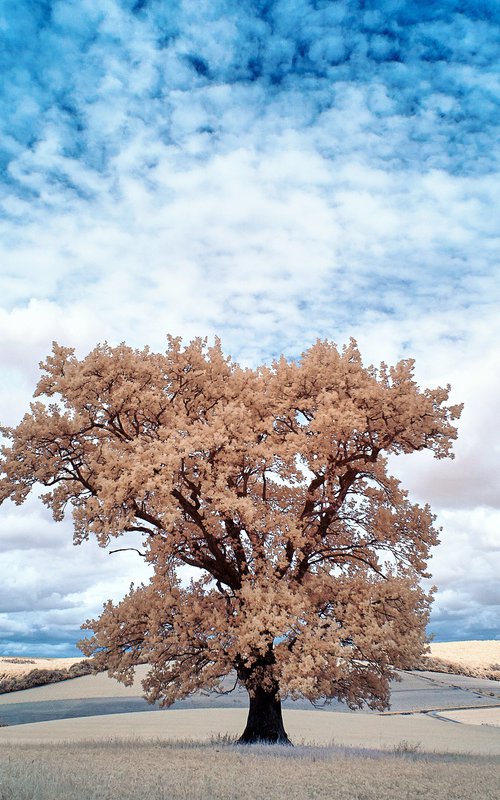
[0, 337, 461, 712]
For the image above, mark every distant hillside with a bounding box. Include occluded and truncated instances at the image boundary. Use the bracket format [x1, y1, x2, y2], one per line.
[0, 657, 92, 694]
[418, 641, 500, 681]
[1, 641, 499, 695]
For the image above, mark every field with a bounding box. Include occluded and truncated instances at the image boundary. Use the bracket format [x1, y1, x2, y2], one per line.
[2, 640, 500, 687]
[427, 641, 500, 679]
[0, 657, 84, 676]
[1, 643, 499, 799]
[1, 739, 499, 800]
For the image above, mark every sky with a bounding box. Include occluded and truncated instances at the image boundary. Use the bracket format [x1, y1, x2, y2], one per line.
[0, 0, 499, 657]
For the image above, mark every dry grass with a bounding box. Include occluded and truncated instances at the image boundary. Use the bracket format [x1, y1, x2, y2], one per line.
[1, 641, 498, 700]
[0, 739, 499, 800]
[3, 706, 499, 755]
[0, 660, 92, 694]
[428, 641, 500, 668]
[424, 642, 500, 681]
[0, 656, 85, 676]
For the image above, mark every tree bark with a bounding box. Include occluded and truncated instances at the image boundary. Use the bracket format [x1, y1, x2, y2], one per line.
[238, 685, 291, 744]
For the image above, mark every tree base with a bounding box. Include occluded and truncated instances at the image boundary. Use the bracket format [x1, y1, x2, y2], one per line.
[238, 733, 292, 745]
[238, 686, 292, 745]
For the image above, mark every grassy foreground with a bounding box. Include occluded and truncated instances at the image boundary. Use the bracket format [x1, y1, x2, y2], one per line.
[0, 739, 499, 800]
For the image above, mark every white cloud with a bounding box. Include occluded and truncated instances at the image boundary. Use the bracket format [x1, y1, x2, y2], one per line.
[0, 495, 153, 654]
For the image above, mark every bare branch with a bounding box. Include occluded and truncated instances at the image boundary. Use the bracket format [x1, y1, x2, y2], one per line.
[109, 547, 147, 558]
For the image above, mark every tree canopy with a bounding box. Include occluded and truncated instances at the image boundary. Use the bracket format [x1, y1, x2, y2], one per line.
[0, 336, 462, 742]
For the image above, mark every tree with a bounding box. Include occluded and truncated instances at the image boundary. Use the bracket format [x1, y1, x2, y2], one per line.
[0, 336, 462, 743]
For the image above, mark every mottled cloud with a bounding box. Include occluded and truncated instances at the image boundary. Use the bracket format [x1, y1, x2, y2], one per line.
[0, 495, 152, 656]
[0, 1, 499, 653]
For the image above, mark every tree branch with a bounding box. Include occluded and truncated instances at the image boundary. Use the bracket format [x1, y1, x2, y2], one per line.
[109, 547, 147, 558]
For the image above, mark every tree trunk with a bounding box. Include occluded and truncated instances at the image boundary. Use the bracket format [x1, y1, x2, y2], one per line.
[238, 685, 291, 744]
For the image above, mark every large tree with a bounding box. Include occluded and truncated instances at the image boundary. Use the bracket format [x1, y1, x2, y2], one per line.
[0, 337, 461, 743]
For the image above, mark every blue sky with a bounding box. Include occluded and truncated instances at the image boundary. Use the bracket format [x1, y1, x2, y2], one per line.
[0, 0, 499, 656]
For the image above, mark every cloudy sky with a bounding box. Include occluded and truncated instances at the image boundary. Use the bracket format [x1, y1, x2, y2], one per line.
[0, 0, 499, 657]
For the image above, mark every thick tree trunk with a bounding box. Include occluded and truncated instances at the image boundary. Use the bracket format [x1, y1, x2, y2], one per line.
[238, 685, 291, 744]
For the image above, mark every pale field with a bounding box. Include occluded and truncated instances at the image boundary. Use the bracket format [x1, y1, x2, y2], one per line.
[0, 739, 499, 800]
[2, 640, 499, 679]
[428, 641, 500, 671]
[436, 707, 500, 726]
[1, 708, 500, 755]
[0, 655, 85, 676]
[1, 646, 500, 800]
[0, 663, 149, 703]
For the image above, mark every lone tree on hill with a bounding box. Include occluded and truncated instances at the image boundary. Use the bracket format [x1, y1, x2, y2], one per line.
[0, 337, 461, 743]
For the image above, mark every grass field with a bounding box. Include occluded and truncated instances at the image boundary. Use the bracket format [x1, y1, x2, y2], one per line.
[1, 645, 499, 799]
[427, 642, 500, 680]
[0, 657, 84, 676]
[1, 739, 499, 800]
